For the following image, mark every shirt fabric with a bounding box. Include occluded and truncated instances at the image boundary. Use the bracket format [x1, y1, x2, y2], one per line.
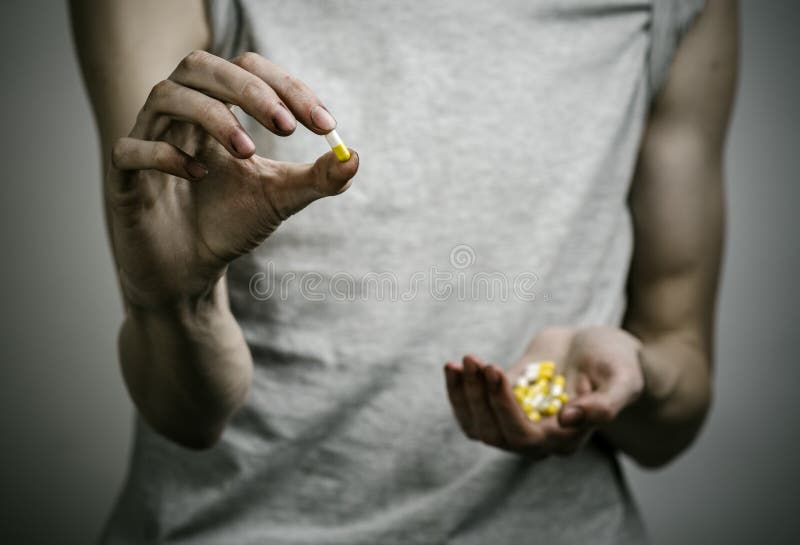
[100, 1, 704, 543]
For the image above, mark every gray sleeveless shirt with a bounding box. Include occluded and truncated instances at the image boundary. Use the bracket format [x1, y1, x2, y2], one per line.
[101, 1, 704, 543]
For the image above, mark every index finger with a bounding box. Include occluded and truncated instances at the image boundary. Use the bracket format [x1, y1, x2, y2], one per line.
[169, 50, 298, 136]
[232, 52, 338, 135]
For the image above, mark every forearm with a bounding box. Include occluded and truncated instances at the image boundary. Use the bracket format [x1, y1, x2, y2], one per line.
[118, 277, 253, 449]
[599, 329, 711, 467]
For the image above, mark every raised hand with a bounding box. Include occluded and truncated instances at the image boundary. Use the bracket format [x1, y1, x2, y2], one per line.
[109, 50, 359, 309]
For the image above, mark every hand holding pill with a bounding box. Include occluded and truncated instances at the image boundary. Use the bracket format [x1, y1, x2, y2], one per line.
[443, 326, 645, 459]
[106, 50, 358, 308]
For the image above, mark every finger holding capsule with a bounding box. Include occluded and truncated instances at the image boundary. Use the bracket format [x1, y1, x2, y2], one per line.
[261, 148, 360, 220]
[169, 50, 297, 137]
[232, 53, 339, 135]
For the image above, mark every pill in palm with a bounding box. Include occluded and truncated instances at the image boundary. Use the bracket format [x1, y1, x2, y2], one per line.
[512, 361, 569, 422]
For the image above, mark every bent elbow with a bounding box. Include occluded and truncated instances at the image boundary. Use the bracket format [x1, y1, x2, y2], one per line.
[143, 411, 227, 451]
[170, 426, 225, 451]
[634, 395, 713, 469]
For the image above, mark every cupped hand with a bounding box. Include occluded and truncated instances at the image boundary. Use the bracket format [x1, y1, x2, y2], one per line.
[108, 50, 359, 309]
[443, 326, 645, 459]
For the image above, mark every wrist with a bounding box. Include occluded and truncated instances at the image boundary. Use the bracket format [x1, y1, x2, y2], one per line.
[623, 330, 712, 422]
[124, 273, 231, 328]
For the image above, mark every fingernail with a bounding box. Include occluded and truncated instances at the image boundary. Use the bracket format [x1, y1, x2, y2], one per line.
[561, 406, 586, 427]
[185, 160, 208, 180]
[272, 103, 296, 133]
[310, 105, 337, 132]
[231, 128, 255, 155]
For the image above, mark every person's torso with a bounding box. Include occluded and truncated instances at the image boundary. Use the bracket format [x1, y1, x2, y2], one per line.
[101, 1, 701, 543]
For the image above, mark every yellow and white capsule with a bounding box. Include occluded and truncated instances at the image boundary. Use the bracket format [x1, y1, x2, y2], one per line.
[527, 392, 547, 411]
[543, 398, 563, 416]
[551, 375, 566, 397]
[523, 362, 541, 381]
[551, 375, 569, 403]
[530, 378, 549, 394]
[324, 129, 350, 162]
[538, 361, 555, 380]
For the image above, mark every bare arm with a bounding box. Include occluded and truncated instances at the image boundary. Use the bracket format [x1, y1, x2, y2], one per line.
[607, 0, 738, 466]
[70, 0, 358, 449]
[442, 0, 738, 468]
[70, 0, 210, 160]
[70, 0, 251, 449]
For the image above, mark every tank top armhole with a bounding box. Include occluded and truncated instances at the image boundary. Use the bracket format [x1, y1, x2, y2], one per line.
[647, 0, 707, 103]
[204, 0, 251, 58]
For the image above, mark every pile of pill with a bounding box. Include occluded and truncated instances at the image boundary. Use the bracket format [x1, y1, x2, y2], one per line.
[512, 361, 569, 422]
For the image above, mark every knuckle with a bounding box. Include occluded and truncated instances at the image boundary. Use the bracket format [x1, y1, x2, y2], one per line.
[235, 51, 261, 71]
[147, 79, 173, 104]
[152, 143, 180, 172]
[181, 49, 212, 71]
[201, 101, 236, 130]
[110, 139, 126, 169]
[282, 74, 308, 99]
[151, 143, 169, 166]
[213, 102, 235, 124]
[240, 76, 266, 103]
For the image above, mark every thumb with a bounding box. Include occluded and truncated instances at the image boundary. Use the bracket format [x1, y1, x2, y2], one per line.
[559, 379, 632, 428]
[266, 149, 359, 221]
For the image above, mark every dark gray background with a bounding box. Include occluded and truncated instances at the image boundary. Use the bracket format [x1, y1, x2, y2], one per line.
[1, 1, 797, 544]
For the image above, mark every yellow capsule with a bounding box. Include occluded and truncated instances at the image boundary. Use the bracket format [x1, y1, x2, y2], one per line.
[532, 378, 549, 391]
[527, 392, 547, 411]
[550, 375, 566, 397]
[527, 410, 541, 422]
[324, 129, 351, 162]
[557, 393, 569, 403]
[543, 399, 562, 416]
[538, 367, 554, 380]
